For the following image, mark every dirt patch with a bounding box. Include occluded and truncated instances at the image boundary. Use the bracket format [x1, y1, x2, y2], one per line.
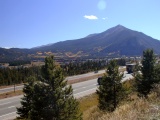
[0, 90, 23, 99]
[0, 84, 23, 89]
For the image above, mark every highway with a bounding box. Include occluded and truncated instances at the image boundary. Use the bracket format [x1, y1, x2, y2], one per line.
[0, 86, 24, 95]
[0, 67, 126, 94]
[66, 69, 106, 81]
[0, 79, 98, 120]
[0, 71, 133, 120]
[0, 67, 131, 120]
[0, 69, 106, 94]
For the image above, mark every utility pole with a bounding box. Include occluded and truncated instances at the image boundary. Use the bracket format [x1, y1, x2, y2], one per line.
[14, 82, 15, 93]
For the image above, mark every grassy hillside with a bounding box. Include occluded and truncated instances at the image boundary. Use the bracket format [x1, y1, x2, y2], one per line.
[79, 83, 160, 120]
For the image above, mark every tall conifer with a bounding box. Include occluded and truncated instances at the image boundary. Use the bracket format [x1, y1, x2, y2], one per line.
[17, 77, 36, 119]
[17, 56, 82, 120]
[97, 60, 123, 112]
[135, 49, 157, 97]
[41, 56, 82, 120]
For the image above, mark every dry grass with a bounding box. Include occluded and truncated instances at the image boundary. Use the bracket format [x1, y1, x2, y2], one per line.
[80, 84, 160, 120]
[0, 90, 23, 99]
[78, 93, 99, 120]
[98, 95, 160, 120]
[79, 94, 99, 112]
[0, 84, 23, 89]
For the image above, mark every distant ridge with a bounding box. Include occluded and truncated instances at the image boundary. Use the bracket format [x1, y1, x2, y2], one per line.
[32, 24, 160, 56]
[0, 25, 160, 61]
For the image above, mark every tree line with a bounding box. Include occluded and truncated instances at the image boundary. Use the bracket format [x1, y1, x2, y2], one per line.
[0, 66, 41, 86]
[0, 60, 107, 86]
[0, 59, 126, 86]
[61, 58, 126, 76]
[9, 60, 31, 66]
[61, 60, 107, 76]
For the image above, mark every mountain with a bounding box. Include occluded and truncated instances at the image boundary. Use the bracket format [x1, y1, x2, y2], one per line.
[1, 25, 160, 61]
[0, 48, 30, 62]
[31, 25, 160, 57]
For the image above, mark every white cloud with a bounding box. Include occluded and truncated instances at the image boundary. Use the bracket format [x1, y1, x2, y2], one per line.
[84, 15, 98, 20]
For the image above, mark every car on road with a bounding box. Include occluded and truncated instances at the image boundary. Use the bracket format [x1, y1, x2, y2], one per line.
[97, 77, 102, 85]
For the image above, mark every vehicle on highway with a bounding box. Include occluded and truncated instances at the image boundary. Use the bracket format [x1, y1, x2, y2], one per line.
[126, 63, 136, 73]
[97, 77, 103, 85]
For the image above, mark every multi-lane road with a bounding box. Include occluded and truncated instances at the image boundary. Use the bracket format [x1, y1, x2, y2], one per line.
[0, 67, 133, 120]
[0, 67, 126, 94]
[0, 69, 106, 94]
[0, 78, 98, 120]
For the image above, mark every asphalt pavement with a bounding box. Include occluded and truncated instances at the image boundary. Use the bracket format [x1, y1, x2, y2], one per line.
[0, 78, 98, 120]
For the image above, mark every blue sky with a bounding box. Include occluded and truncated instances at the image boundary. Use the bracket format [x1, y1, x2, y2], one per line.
[0, 0, 160, 48]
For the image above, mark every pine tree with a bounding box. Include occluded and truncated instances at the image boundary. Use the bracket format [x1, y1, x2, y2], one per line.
[40, 56, 82, 120]
[17, 56, 82, 120]
[135, 49, 156, 97]
[17, 76, 36, 119]
[97, 60, 123, 112]
[29, 81, 50, 120]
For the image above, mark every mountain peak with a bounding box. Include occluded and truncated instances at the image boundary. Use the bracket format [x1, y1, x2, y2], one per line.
[116, 24, 125, 27]
[85, 25, 127, 39]
[113, 24, 127, 31]
[101, 24, 128, 37]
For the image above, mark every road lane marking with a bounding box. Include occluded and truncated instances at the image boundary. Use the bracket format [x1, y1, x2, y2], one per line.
[0, 111, 16, 118]
[78, 83, 97, 88]
[0, 99, 22, 106]
[0, 102, 11, 106]
[0, 95, 23, 103]
[74, 87, 97, 96]
[8, 106, 15, 108]
[73, 83, 97, 91]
